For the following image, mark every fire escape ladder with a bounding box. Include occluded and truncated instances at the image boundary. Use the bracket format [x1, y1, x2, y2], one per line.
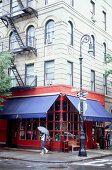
[6, 17, 24, 48]
[10, 59, 25, 86]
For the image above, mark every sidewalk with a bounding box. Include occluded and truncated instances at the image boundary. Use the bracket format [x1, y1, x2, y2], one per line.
[0, 147, 112, 163]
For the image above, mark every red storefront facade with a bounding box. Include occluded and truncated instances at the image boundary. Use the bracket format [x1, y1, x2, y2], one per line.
[0, 85, 107, 151]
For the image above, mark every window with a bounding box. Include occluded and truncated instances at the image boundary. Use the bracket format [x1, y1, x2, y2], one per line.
[0, 1, 3, 16]
[103, 74, 107, 95]
[26, 26, 35, 48]
[68, 21, 73, 46]
[45, 60, 54, 84]
[91, 35, 95, 56]
[103, 43, 106, 62]
[0, 37, 2, 53]
[70, 0, 74, 7]
[9, 32, 18, 50]
[90, 0, 95, 17]
[91, 70, 95, 91]
[103, 11, 106, 31]
[11, 0, 19, 13]
[9, 68, 16, 87]
[45, 0, 48, 5]
[67, 61, 73, 86]
[25, 64, 34, 86]
[45, 20, 54, 44]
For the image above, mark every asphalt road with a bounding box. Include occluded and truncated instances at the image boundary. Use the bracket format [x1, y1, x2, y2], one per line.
[0, 156, 112, 170]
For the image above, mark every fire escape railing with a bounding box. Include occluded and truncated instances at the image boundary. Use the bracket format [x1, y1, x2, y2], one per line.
[0, 0, 38, 89]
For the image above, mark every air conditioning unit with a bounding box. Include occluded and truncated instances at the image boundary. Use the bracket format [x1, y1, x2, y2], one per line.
[91, 15, 96, 22]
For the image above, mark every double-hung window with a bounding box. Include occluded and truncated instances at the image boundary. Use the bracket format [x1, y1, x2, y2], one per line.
[103, 74, 107, 95]
[68, 21, 73, 46]
[45, 60, 54, 85]
[103, 11, 106, 31]
[91, 70, 95, 92]
[45, 20, 55, 44]
[70, 0, 74, 7]
[25, 64, 34, 86]
[27, 26, 35, 48]
[90, 0, 95, 18]
[9, 32, 18, 50]
[91, 35, 95, 56]
[11, 0, 19, 13]
[103, 43, 106, 62]
[67, 61, 73, 86]
[45, 0, 48, 5]
[9, 68, 16, 87]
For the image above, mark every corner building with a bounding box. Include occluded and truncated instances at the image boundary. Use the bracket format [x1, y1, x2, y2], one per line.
[0, 0, 112, 151]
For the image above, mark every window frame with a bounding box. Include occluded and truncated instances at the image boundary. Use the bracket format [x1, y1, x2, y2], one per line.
[103, 42, 106, 62]
[102, 11, 106, 31]
[25, 63, 34, 86]
[26, 25, 35, 48]
[68, 21, 73, 46]
[103, 74, 107, 95]
[67, 61, 73, 86]
[90, 0, 95, 17]
[91, 35, 95, 56]
[45, 20, 55, 44]
[91, 70, 95, 92]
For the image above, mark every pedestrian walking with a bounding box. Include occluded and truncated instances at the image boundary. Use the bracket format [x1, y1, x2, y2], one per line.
[106, 131, 110, 149]
[40, 132, 48, 154]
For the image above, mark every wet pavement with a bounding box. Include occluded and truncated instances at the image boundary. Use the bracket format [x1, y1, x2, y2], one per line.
[0, 147, 112, 163]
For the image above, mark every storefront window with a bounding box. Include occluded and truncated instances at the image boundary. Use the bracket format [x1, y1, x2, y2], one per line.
[20, 131, 25, 140]
[62, 112, 67, 121]
[54, 132, 60, 141]
[62, 122, 67, 131]
[32, 121, 37, 130]
[74, 114, 78, 121]
[55, 112, 61, 121]
[55, 101, 61, 111]
[62, 101, 67, 111]
[68, 101, 73, 111]
[26, 131, 31, 140]
[20, 120, 25, 130]
[55, 122, 60, 130]
[68, 113, 73, 121]
[47, 112, 53, 121]
[39, 121, 46, 127]
[32, 131, 37, 140]
[26, 121, 31, 130]
[47, 122, 53, 130]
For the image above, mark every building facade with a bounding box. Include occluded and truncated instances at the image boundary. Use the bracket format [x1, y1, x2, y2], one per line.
[0, 0, 112, 151]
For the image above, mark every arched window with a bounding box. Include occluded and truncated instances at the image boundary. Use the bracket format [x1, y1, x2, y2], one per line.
[9, 32, 18, 50]
[45, 20, 54, 44]
[91, 35, 95, 56]
[26, 26, 35, 47]
[103, 42, 106, 62]
[68, 21, 73, 46]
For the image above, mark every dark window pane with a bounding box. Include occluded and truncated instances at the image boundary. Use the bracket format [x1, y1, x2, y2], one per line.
[20, 120, 25, 130]
[47, 113, 53, 121]
[74, 123, 78, 130]
[32, 131, 37, 140]
[32, 121, 37, 130]
[20, 131, 25, 140]
[68, 101, 73, 111]
[74, 114, 78, 122]
[62, 101, 67, 111]
[47, 122, 53, 130]
[54, 132, 60, 141]
[39, 122, 46, 127]
[33, 118, 37, 121]
[40, 117, 46, 121]
[26, 122, 31, 130]
[68, 122, 73, 130]
[49, 104, 53, 111]
[62, 122, 67, 130]
[55, 122, 60, 130]
[62, 112, 67, 121]
[26, 131, 31, 140]
[55, 112, 61, 121]
[55, 101, 61, 111]
[68, 113, 73, 121]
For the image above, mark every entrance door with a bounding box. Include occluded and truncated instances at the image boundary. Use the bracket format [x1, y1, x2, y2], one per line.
[6, 120, 13, 147]
[84, 121, 92, 149]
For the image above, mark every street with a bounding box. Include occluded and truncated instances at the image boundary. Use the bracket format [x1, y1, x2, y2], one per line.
[0, 156, 112, 170]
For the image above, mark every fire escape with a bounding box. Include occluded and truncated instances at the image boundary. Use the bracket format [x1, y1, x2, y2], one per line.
[0, 0, 38, 89]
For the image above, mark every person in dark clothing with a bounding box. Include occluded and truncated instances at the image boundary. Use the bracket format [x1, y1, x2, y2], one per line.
[106, 131, 110, 149]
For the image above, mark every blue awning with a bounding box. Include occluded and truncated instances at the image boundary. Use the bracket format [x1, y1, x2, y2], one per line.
[66, 95, 112, 122]
[0, 94, 59, 119]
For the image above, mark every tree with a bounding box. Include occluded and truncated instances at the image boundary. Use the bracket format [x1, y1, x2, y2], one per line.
[0, 52, 13, 109]
[105, 54, 112, 84]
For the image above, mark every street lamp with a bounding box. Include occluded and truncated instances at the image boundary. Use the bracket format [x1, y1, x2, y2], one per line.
[79, 34, 93, 157]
